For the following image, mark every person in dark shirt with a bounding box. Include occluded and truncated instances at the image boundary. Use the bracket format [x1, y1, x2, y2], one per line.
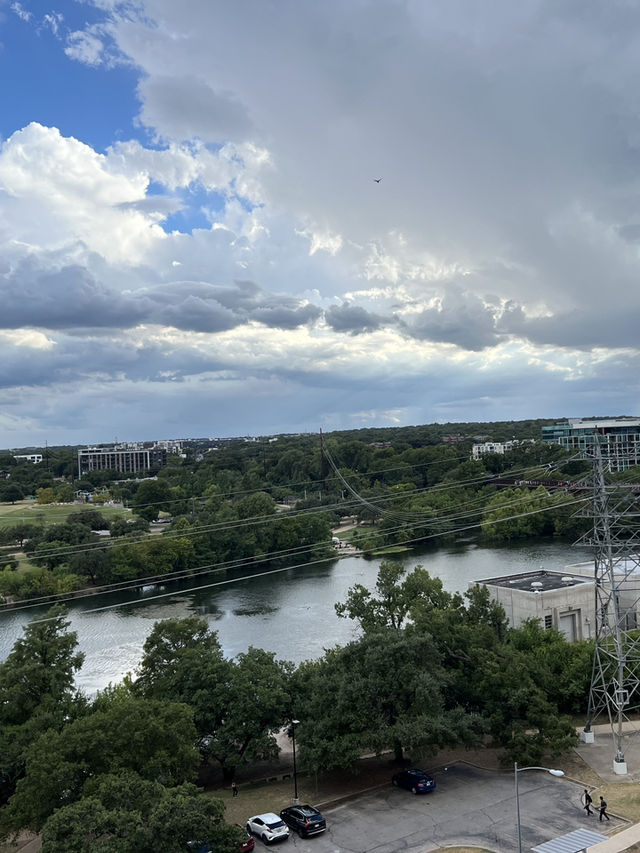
[599, 796, 610, 821]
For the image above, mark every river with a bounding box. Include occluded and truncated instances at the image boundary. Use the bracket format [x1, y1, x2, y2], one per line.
[0, 540, 587, 695]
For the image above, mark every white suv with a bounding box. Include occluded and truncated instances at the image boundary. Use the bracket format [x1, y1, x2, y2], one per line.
[246, 813, 290, 844]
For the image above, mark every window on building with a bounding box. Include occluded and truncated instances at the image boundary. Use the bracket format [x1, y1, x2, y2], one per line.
[544, 615, 553, 629]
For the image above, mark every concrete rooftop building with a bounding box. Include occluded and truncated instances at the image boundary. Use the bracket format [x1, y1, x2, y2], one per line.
[472, 568, 595, 642]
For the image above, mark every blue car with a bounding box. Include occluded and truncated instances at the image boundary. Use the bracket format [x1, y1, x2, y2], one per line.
[392, 768, 436, 794]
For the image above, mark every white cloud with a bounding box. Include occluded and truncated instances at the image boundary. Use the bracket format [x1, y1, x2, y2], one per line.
[65, 29, 105, 65]
[42, 11, 63, 37]
[10, 3, 32, 22]
[0, 123, 165, 264]
[3, 0, 640, 444]
[0, 330, 55, 350]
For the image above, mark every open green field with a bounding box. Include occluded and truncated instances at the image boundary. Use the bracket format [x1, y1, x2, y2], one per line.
[0, 500, 131, 529]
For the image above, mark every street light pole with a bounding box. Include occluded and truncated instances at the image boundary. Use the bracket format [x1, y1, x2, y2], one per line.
[291, 719, 300, 804]
[514, 763, 564, 853]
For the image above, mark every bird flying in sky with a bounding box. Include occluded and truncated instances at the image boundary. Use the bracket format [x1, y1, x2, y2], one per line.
[373, 178, 381, 182]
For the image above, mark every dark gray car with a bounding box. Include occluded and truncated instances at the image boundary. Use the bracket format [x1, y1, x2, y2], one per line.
[280, 805, 327, 837]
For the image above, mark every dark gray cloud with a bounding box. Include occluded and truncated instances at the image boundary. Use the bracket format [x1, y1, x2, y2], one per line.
[324, 303, 383, 335]
[0, 262, 320, 334]
[502, 307, 640, 351]
[137, 75, 254, 143]
[252, 302, 322, 329]
[397, 291, 503, 351]
[0, 261, 152, 329]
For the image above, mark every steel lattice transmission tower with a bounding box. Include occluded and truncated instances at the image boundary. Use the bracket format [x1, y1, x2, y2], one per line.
[577, 437, 640, 773]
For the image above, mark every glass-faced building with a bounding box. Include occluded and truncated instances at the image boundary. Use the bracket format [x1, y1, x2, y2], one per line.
[541, 417, 640, 471]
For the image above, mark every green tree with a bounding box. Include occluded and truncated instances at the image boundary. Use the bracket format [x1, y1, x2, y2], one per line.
[54, 483, 75, 503]
[0, 523, 38, 547]
[0, 606, 85, 806]
[0, 606, 84, 727]
[235, 491, 275, 519]
[481, 487, 565, 541]
[472, 634, 579, 765]
[136, 618, 291, 782]
[202, 647, 292, 781]
[133, 480, 173, 522]
[110, 516, 148, 537]
[35, 487, 55, 505]
[68, 548, 112, 585]
[0, 484, 23, 504]
[40, 773, 239, 853]
[135, 616, 225, 695]
[296, 629, 483, 771]
[41, 796, 148, 852]
[67, 509, 110, 529]
[2, 697, 199, 833]
[335, 561, 452, 631]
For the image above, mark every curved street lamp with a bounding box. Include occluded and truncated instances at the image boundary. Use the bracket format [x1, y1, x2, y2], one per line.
[291, 719, 300, 804]
[515, 762, 565, 853]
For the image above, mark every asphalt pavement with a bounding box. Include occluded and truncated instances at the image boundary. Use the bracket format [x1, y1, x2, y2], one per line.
[287, 763, 609, 853]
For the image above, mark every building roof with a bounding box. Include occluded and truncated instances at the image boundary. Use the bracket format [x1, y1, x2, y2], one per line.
[532, 828, 608, 853]
[475, 570, 592, 592]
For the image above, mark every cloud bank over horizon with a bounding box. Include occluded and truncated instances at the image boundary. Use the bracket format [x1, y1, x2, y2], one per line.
[1, 0, 639, 445]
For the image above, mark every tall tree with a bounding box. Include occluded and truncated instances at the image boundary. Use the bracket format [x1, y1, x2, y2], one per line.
[335, 560, 452, 631]
[1, 696, 199, 834]
[40, 774, 240, 853]
[0, 606, 86, 806]
[136, 617, 291, 782]
[295, 629, 483, 771]
[0, 606, 84, 727]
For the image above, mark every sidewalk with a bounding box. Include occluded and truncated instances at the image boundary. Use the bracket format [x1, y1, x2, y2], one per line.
[575, 722, 640, 853]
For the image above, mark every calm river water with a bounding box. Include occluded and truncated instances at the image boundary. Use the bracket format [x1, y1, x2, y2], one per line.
[0, 540, 588, 695]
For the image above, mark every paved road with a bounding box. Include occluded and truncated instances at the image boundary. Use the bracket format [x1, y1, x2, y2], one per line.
[261, 765, 618, 853]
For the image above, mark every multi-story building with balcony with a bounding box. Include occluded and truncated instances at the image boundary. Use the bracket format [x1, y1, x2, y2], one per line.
[78, 445, 168, 476]
[541, 417, 640, 471]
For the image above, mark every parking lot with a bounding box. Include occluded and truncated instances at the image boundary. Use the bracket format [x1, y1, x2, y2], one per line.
[259, 764, 616, 853]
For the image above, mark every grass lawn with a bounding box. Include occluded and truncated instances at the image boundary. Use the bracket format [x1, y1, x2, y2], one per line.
[598, 782, 640, 823]
[0, 501, 130, 529]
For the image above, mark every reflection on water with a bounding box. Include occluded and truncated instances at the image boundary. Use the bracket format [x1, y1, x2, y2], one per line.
[0, 540, 584, 695]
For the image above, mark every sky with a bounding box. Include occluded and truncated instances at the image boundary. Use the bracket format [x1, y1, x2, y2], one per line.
[1, 0, 640, 447]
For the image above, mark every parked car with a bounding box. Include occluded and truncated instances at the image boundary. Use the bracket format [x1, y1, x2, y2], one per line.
[236, 825, 256, 852]
[246, 813, 290, 844]
[279, 805, 327, 837]
[391, 768, 436, 794]
[187, 826, 254, 853]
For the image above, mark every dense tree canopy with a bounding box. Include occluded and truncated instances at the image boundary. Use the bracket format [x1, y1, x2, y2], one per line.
[2, 694, 199, 833]
[135, 617, 292, 781]
[40, 775, 240, 853]
[295, 628, 485, 769]
[0, 606, 86, 806]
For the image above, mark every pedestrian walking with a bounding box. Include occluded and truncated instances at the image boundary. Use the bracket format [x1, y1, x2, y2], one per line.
[583, 789, 593, 816]
[599, 796, 610, 821]
[232, 781, 238, 797]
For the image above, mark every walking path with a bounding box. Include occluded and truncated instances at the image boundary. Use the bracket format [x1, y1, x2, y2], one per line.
[575, 722, 640, 853]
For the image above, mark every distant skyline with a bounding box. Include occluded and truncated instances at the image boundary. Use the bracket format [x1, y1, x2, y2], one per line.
[1, 0, 639, 447]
